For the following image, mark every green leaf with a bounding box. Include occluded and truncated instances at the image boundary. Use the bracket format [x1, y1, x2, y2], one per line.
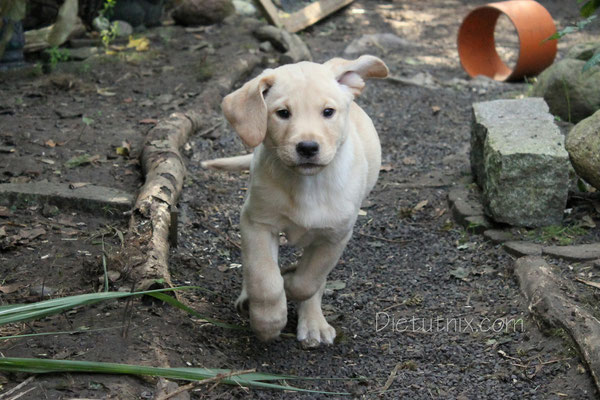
[146, 292, 247, 330]
[583, 50, 600, 71]
[580, 0, 600, 17]
[64, 154, 93, 168]
[0, 358, 350, 395]
[0, 287, 194, 326]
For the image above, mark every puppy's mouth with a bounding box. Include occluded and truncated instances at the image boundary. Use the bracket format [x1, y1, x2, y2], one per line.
[295, 162, 325, 175]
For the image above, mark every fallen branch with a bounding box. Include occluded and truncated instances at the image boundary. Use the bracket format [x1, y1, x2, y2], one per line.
[115, 52, 262, 291]
[515, 256, 600, 391]
[120, 111, 202, 290]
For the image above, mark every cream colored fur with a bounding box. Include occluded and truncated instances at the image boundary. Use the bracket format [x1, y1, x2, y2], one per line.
[202, 55, 388, 346]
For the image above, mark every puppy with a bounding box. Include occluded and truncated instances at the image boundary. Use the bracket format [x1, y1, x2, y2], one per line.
[202, 55, 388, 346]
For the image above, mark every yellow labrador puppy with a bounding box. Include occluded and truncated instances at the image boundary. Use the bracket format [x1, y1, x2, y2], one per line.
[202, 55, 388, 346]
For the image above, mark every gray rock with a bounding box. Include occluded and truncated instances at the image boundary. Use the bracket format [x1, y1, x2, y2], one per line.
[0, 182, 133, 215]
[530, 58, 600, 123]
[113, 20, 133, 37]
[464, 215, 492, 234]
[448, 187, 484, 226]
[504, 241, 543, 257]
[92, 16, 111, 32]
[259, 41, 274, 53]
[233, 0, 257, 16]
[67, 46, 99, 61]
[343, 33, 411, 57]
[253, 25, 312, 63]
[565, 41, 600, 61]
[172, 0, 234, 26]
[543, 244, 600, 261]
[30, 285, 56, 298]
[566, 109, 600, 190]
[471, 98, 570, 227]
[483, 229, 513, 244]
[112, 0, 165, 28]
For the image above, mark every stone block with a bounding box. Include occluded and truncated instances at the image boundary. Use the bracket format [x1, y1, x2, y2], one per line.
[471, 98, 570, 227]
[0, 182, 133, 215]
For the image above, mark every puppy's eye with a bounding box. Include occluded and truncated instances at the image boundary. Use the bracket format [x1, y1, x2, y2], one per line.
[323, 108, 335, 118]
[276, 109, 291, 119]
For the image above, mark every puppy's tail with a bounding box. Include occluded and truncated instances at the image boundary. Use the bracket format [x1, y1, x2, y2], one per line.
[201, 154, 253, 171]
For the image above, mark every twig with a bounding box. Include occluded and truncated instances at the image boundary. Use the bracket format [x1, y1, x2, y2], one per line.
[198, 122, 223, 137]
[5, 386, 35, 400]
[155, 369, 256, 400]
[101, 234, 109, 292]
[0, 376, 35, 400]
[575, 277, 600, 290]
[357, 231, 411, 244]
[380, 363, 401, 392]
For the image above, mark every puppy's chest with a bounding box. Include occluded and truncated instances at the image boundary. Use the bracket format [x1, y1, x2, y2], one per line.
[272, 185, 357, 238]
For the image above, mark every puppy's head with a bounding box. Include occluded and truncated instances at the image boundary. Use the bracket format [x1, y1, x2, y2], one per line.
[222, 55, 388, 175]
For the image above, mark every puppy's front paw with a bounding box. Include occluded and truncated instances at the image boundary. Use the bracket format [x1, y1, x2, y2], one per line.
[297, 311, 336, 348]
[249, 292, 288, 341]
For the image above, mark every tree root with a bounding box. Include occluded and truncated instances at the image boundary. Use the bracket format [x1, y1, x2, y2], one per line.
[515, 256, 600, 391]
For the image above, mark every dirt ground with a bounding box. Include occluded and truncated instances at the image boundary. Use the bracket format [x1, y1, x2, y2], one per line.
[1, 0, 600, 398]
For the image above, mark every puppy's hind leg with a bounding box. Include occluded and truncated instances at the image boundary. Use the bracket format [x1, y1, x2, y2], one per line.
[201, 154, 253, 171]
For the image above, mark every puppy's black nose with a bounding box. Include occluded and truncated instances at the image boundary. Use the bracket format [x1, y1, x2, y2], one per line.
[296, 141, 319, 158]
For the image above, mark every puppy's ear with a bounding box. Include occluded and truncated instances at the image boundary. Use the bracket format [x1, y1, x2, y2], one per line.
[221, 72, 274, 148]
[325, 55, 389, 97]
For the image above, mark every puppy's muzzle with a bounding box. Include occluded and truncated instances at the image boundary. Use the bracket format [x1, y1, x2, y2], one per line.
[296, 141, 320, 159]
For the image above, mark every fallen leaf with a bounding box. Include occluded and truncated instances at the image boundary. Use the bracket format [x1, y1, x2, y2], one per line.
[431, 105, 441, 114]
[450, 266, 470, 280]
[69, 182, 91, 189]
[18, 227, 46, 240]
[581, 215, 596, 229]
[96, 87, 117, 97]
[116, 140, 131, 157]
[402, 157, 417, 166]
[45, 139, 57, 147]
[40, 158, 55, 165]
[326, 280, 347, 291]
[380, 163, 393, 172]
[65, 154, 100, 168]
[139, 118, 158, 125]
[0, 283, 23, 294]
[413, 200, 429, 212]
[127, 36, 150, 52]
[433, 208, 447, 218]
[0, 206, 11, 217]
[61, 228, 79, 236]
[358, 209, 367, 216]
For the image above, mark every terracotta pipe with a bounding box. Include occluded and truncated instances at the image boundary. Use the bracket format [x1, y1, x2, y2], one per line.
[457, 0, 557, 81]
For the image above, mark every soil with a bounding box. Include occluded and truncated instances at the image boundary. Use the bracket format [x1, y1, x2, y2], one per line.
[1, 0, 600, 399]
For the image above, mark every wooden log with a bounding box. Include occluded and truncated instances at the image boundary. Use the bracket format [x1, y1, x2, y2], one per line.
[115, 53, 261, 291]
[282, 0, 354, 33]
[119, 111, 202, 290]
[515, 256, 600, 391]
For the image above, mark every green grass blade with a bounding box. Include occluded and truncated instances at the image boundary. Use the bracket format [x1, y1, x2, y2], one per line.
[0, 358, 350, 395]
[146, 292, 247, 330]
[0, 326, 122, 340]
[0, 287, 196, 325]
